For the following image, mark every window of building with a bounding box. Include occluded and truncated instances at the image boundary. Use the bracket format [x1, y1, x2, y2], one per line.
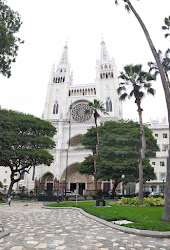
[160, 161, 165, 166]
[20, 171, 25, 180]
[3, 179, 6, 183]
[53, 101, 59, 114]
[163, 133, 167, 138]
[152, 162, 155, 165]
[154, 133, 158, 137]
[106, 98, 112, 112]
[162, 144, 169, 152]
[5, 171, 7, 173]
[160, 172, 166, 180]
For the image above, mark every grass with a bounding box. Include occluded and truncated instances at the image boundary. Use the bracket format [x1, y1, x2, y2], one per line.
[0, 201, 6, 203]
[46, 201, 170, 231]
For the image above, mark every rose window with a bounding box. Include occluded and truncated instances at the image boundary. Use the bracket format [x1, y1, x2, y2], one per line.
[72, 103, 92, 122]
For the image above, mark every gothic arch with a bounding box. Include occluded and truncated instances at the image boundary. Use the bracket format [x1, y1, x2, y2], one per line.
[53, 100, 59, 114]
[60, 163, 79, 183]
[69, 134, 83, 147]
[106, 97, 112, 112]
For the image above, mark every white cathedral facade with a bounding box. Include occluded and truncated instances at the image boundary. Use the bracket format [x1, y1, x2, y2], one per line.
[36, 40, 123, 195]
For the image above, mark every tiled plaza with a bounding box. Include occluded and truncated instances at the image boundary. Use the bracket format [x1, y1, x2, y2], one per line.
[0, 201, 170, 249]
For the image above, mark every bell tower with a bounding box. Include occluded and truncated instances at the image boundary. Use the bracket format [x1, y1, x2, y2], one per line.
[43, 43, 72, 120]
[96, 39, 123, 120]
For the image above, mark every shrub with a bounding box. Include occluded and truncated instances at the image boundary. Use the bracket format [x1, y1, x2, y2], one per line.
[114, 197, 164, 206]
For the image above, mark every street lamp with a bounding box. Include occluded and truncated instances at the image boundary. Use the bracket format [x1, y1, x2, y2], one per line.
[122, 174, 125, 196]
[65, 103, 72, 196]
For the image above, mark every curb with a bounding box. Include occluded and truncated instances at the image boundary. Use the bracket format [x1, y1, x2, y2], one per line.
[42, 205, 170, 238]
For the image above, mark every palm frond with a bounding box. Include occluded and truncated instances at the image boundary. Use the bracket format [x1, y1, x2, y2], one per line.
[139, 91, 144, 99]
[125, 4, 130, 12]
[165, 33, 170, 38]
[147, 88, 155, 96]
[119, 93, 128, 101]
[117, 86, 126, 94]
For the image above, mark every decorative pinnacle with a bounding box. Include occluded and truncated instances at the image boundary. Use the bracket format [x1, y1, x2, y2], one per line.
[59, 42, 69, 66]
[100, 38, 110, 63]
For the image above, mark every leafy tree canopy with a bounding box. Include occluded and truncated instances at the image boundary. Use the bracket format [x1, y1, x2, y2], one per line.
[79, 120, 158, 188]
[0, 109, 56, 193]
[0, 0, 24, 77]
[162, 16, 170, 38]
[0, 181, 3, 188]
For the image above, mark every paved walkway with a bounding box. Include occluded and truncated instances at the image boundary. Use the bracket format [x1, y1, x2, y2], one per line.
[0, 201, 170, 249]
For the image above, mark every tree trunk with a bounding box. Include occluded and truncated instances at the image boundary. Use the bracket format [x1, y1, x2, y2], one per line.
[112, 180, 118, 195]
[127, 0, 170, 220]
[8, 181, 15, 195]
[134, 91, 145, 201]
[93, 153, 98, 198]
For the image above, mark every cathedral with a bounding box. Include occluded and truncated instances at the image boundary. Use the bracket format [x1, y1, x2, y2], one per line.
[34, 39, 123, 195]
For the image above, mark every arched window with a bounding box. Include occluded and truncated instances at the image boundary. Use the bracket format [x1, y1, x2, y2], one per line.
[106, 98, 112, 112]
[53, 101, 59, 114]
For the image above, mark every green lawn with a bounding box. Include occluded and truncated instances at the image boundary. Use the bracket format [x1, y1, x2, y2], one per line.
[0, 201, 6, 203]
[46, 201, 170, 231]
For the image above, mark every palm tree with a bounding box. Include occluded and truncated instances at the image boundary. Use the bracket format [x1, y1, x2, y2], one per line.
[148, 49, 170, 87]
[86, 99, 108, 197]
[162, 16, 170, 39]
[114, 0, 170, 222]
[117, 64, 155, 201]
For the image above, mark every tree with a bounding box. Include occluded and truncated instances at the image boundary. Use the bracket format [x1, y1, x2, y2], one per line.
[0, 0, 24, 78]
[86, 99, 108, 196]
[0, 181, 3, 188]
[79, 120, 158, 194]
[117, 64, 155, 200]
[0, 109, 56, 194]
[114, 0, 170, 221]
[162, 16, 170, 39]
[148, 49, 170, 87]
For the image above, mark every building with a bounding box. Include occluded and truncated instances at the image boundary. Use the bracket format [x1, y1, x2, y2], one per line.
[143, 118, 169, 194]
[0, 40, 123, 195]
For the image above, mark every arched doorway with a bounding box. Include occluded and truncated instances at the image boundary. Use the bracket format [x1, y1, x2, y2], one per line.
[60, 163, 92, 195]
[40, 172, 54, 195]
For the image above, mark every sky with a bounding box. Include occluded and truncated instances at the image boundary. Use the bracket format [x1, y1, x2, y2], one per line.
[0, 0, 169, 123]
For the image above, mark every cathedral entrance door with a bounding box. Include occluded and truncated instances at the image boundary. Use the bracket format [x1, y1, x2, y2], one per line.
[79, 183, 85, 195]
[47, 183, 53, 196]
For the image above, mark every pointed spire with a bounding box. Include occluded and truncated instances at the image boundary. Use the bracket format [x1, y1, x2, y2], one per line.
[100, 38, 110, 63]
[59, 42, 69, 66]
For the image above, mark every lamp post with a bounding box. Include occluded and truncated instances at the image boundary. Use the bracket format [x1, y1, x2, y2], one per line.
[163, 178, 165, 198]
[35, 179, 38, 201]
[122, 174, 125, 196]
[64, 103, 72, 196]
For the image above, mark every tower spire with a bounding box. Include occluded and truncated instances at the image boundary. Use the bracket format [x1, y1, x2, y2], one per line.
[100, 38, 110, 63]
[59, 42, 69, 66]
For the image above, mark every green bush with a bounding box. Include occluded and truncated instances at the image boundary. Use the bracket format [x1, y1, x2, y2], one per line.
[114, 197, 164, 206]
[17, 193, 30, 199]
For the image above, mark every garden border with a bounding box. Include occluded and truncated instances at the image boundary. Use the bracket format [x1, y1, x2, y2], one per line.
[42, 205, 170, 238]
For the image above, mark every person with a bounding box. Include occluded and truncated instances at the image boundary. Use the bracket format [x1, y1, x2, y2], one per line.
[8, 194, 11, 206]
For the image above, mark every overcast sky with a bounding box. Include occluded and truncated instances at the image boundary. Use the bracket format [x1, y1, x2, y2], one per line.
[0, 0, 169, 123]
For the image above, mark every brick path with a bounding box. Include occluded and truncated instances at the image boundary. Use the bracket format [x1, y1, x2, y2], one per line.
[0, 201, 170, 249]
